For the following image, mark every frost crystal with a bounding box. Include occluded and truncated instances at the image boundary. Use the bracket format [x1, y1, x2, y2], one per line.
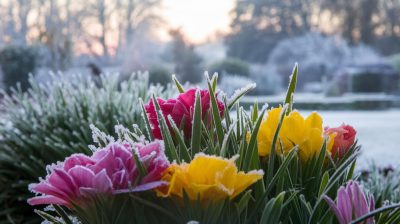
[228, 83, 256, 103]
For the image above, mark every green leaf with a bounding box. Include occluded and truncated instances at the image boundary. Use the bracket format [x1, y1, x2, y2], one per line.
[172, 75, 185, 93]
[132, 148, 148, 182]
[191, 90, 202, 155]
[236, 190, 253, 214]
[167, 116, 191, 162]
[34, 210, 64, 224]
[284, 63, 298, 114]
[346, 160, 357, 181]
[251, 102, 258, 123]
[318, 172, 329, 197]
[267, 105, 288, 181]
[140, 99, 154, 141]
[53, 205, 73, 224]
[210, 72, 218, 92]
[220, 124, 236, 157]
[207, 79, 224, 147]
[151, 94, 179, 162]
[228, 83, 256, 110]
[243, 109, 266, 171]
[351, 204, 400, 224]
[260, 192, 286, 224]
[265, 148, 297, 194]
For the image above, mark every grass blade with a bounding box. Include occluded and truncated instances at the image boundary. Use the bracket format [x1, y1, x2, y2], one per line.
[284, 64, 298, 114]
[191, 90, 202, 155]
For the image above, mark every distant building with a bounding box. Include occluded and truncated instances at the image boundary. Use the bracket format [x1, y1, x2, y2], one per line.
[335, 63, 399, 94]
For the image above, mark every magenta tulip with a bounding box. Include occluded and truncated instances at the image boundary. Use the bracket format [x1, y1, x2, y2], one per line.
[324, 181, 375, 224]
[28, 140, 169, 207]
[145, 88, 225, 139]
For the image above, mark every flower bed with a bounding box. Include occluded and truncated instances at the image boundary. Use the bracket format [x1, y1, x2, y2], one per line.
[27, 66, 400, 223]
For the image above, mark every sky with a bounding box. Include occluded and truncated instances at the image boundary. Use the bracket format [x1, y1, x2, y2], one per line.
[162, 0, 235, 43]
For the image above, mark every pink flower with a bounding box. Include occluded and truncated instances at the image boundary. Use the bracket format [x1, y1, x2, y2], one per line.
[324, 181, 375, 224]
[145, 88, 225, 139]
[325, 124, 356, 159]
[28, 140, 169, 207]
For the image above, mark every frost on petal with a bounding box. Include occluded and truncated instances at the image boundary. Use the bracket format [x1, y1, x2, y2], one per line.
[28, 195, 69, 206]
[114, 181, 168, 194]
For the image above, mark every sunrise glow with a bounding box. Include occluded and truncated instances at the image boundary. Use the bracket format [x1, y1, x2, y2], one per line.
[162, 0, 234, 43]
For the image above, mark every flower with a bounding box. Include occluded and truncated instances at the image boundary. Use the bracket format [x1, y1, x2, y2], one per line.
[324, 181, 375, 224]
[145, 88, 225, 139]
[28, 140, 169, 207]
[254, 107, 334, 161]
[324, 124, 356, 159]
[157, 153, 263, 202]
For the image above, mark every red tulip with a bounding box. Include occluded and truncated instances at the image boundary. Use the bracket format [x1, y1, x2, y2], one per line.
[325, 124, 356, 159]
[145, 88, 225, 139]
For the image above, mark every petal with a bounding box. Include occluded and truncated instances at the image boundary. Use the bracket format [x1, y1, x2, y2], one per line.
[352, 182, 369, 218]
[29, 182, 70, 202]
[48, 169, 78, 198]
[231, 170, 264, 198]
[64, 154, 94, 171]
[28, 195, 69, 206]
[177, 88, 197, 108]
[92, 169, 113, 193]
[114, 181, 168, 194]
[68, 166, 95, 188]
[324, 196, 346, 224]
[305, 112, 323, 131]
[337, 186, 352, 223]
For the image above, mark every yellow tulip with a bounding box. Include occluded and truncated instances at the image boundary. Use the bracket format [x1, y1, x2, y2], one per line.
[157, 153, 263, 202]
[254, 107, 334, 161]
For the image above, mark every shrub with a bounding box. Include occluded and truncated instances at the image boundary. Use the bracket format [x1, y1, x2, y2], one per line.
[352, 73, 382, 92]
[170, 29, 203, 83]
[0, 73, 175, 223]
[267, 32, 383, 89]
[209, 58, 250, 78]
[360, 165, 400, 208]
[391, 54, 400, 72]
[149, 66, 172, 86]
[0, 45, 39, 92]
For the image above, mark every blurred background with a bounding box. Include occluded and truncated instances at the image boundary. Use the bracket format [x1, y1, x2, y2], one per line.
[0, 0, 399, 165]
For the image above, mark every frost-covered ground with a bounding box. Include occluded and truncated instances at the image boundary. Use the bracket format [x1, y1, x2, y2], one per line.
[302, 110, 400, 169]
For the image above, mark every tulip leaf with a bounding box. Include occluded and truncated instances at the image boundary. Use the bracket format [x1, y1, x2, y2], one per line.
[228, 83, 256, 110]
[53, 205, 74, 224]
[167, 116, 191, 162]
[351, 204, 400, 224]
[243, 108, 265, 171]
[284, 63, 298, 114]
[267, 105, 288, 181]
[318, 172, 329, 197]
[132, 148, 148, 181]
[265, 148, 297, 195]
[220, 124, 235, 157]
[210, 72, 218, 92]
[34, 210, 64, 224]
[172, 75, 185, 93]
[207, 79, 224, 147]
[139, 98, 154, 141]
[236, 190, 253, 214]
[251, 102, 258, 123]
[151, 94, 179, 162]
[191, 90, 202, 155]
[260, 192, 286, 224]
